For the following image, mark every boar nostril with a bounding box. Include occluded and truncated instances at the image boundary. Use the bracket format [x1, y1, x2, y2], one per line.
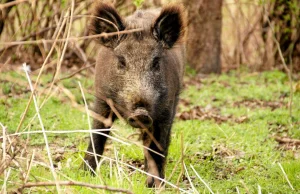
[127, 109, 153, 129]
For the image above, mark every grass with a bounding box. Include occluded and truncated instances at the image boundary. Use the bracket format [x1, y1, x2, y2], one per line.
[0, 69, 300, 193]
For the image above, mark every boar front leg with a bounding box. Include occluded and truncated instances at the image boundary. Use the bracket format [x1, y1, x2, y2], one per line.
[83, 98, 112, 172]
[143, 122, 172, 188]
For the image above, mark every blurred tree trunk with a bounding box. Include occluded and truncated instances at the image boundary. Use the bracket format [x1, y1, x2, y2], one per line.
[183, 0, 223, 74]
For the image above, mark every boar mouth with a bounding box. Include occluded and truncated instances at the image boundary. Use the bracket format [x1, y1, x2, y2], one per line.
[127, 108, 153, 129]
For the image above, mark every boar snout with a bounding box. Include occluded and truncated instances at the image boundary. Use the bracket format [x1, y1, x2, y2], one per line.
[127, 108, 153, 128]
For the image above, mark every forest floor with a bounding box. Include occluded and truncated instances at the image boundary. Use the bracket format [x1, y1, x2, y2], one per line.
[0, 67, 300, 193]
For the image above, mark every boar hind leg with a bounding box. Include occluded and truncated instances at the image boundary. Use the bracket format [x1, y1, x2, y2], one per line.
[143, 123, 172, 188]
[83, 99, 112, 172]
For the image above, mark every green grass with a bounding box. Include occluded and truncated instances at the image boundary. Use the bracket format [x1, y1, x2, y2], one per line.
[0, 70, 299, 193]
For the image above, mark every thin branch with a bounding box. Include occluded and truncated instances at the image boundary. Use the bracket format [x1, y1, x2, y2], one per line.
[0, 28, 143, 46]
[57, 63, 95, 82]
[19, 181, 133, 194]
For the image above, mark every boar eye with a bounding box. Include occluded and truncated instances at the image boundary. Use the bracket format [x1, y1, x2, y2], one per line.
[152, 57, 160, 71]
[117, 56, 126, 69]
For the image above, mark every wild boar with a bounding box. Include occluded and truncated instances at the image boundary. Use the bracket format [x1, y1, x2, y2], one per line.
[83, 2, 186, 187]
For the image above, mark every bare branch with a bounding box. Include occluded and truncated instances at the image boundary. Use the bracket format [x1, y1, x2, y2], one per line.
[19, 181, 133, 194]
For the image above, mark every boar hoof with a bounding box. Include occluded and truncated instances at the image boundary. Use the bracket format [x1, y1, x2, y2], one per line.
[146, 176, 163, 188]
[81, 155, 97, 175]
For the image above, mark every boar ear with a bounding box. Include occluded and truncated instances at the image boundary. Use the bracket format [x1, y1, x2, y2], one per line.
[153, 5, 185, 48]
[90, 3, 125, 48]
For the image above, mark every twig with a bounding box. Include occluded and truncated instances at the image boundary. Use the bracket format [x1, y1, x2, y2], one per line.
[22, 63, 60, 193]
[58, 63, 95, 82]
[278, 163, 295, 190]
[274, 136, 300, 145]
[20, 181, 133, 194]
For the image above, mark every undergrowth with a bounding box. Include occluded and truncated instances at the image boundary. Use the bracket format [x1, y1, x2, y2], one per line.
[0, 69, 299, 193]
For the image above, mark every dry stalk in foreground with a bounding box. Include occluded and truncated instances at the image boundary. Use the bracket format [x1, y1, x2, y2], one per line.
[23, 63, 61, 192]
[18, 181, 133, 194]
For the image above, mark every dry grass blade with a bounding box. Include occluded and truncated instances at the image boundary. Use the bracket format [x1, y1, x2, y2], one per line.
[22, 63, 60, 193]
[78, 81, 98, 168]
[239, 180, 250, 194]
[0, 122, 9, 193]
[278, 163, 294, 190]
[0, 168, 11, 193]
[236, 186, 240, 194]
[258, 184, 262, 194]
[23, 150, 35, 184]
[190, 164, 214, 194]
[183, 162, 199, 194]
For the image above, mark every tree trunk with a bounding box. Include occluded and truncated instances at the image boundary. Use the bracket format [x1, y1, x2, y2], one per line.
[184, 0, 223, 74]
